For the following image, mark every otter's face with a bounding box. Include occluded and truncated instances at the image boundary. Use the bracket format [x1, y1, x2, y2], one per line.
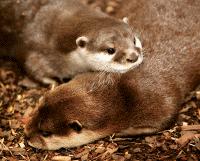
[75, 25, 143, 73]
[24, 89, 108, 150]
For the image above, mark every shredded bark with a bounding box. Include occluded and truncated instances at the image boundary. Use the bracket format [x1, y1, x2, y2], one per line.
[0, 0, 200, 160]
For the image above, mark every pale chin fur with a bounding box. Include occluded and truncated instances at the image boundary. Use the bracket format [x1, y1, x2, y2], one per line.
[77, 48, 143, 73]
[87, 52, 144, 73]
[28, 129, 105, 150]
[27, 126, 153, 150]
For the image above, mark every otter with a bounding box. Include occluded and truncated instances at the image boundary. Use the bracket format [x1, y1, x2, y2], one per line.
[24, 0, 200, 150]
[0, 0, 143, 85]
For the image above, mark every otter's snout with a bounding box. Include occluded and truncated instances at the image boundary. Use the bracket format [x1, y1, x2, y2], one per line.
[113, 49, 141, 64]
[126, 52, 139, 63]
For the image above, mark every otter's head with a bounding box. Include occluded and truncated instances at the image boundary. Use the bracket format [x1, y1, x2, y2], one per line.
[24, 81, 115, 150]
[75, 18, 143, 73]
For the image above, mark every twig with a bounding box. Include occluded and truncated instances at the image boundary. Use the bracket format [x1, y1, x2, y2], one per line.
[111, 138, 134, 142]
[181, 125, 200, 131]
[0, 138, 13, 156]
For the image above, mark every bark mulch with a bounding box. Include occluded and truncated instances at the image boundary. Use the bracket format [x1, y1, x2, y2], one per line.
[1, 0, 200, 160]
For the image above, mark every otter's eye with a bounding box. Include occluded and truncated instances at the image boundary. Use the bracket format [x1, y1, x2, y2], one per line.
[69, 122, 82, 132]
[133, 37, 136, 45]
[106, 48, 116, 55]
[40, 130, 52, 137]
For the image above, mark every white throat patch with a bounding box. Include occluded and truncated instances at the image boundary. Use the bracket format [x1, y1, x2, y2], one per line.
[28, 129, 105, 150]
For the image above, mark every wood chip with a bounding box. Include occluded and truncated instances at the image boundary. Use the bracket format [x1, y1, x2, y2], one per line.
[19, 142, 25, 149]
[7, 106, 14, 113]
[112, 154, 125, 161]
[133, 147, 141, 153]
[52, 156, 71, 161]
[145, 136, 156, 144]
[81, 153, 89, 161]
[95, 146, 105, 153]
[195, 141, 200, 150]
[18, 77, 39, 88]
[101, 143, 118, 159]
[169, 144, 178, 150]
[124, 152, 132, 160]
[176, 131, 200, 147]
[181, 125, 200, 131]
[75, 149, 90, 159]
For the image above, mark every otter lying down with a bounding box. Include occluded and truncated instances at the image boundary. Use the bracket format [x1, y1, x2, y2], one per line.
[24, 40, 200, 150]
[24, 0, 200, 150]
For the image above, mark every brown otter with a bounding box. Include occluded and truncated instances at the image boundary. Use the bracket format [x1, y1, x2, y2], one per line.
[0, 0, 143, 85]
[24, 0, 200, 150]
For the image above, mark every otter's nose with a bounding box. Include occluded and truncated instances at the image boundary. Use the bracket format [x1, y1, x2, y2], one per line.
[126, 52, 139, 63]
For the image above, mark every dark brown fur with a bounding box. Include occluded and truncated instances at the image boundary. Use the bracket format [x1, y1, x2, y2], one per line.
[24, 0, 200, 150]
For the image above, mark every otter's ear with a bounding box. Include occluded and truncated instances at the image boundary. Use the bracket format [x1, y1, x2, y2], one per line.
[76, 36, 89, 48]
[69, 120, 82, 132]
[123, 17, 129, 24]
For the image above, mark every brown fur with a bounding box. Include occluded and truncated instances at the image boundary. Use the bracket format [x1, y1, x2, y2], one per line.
[24, 0, 200, 150]
[0, 0, 142, 84]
